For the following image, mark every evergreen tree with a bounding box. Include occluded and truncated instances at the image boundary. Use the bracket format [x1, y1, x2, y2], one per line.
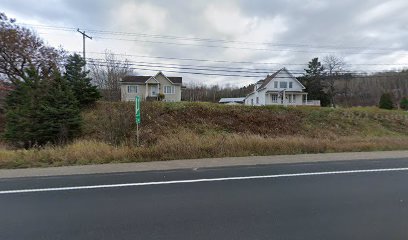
[37, 71, 82, 144]
[379, 93, 394, 110]
[301, 58, 330, 107]
[64, 54, 100, 108]
[4, 67, 81, 147]
[4, 67, 44, 147]
[400, 97, 408, 110]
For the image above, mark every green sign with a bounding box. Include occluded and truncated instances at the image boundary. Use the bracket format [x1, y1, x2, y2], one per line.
[135, 96, 141, 124]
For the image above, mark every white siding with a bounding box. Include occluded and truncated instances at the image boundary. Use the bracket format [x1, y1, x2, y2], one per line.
[264, 70, 304, 92]
[155, 73, 181, 102]
[244, 68, 319, 106]
[121, 84, 146, 101]
[121, 72, 182, 102]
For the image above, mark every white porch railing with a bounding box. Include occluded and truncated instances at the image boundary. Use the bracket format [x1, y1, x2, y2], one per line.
[303, 100, 321, 106]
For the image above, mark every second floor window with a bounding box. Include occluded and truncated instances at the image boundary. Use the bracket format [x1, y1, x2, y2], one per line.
[127, 85, 137, 93]
[289, 82, 293, 88]
[274, 81, 278, 88]
[164, 85, 175, 94]
[280, 81, 287, 88]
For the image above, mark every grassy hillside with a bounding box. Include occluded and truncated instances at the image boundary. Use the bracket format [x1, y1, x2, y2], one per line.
[1, 101, 408, 168]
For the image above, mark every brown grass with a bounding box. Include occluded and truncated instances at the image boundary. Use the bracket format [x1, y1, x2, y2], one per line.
[1, 102, 408, 169]
[1, 131, 408, 169]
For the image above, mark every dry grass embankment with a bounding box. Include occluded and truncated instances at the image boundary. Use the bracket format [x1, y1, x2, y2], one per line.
[1, 101, 408, 168]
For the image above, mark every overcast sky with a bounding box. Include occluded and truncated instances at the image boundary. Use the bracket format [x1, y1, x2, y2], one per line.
[2, 0, 408, 87]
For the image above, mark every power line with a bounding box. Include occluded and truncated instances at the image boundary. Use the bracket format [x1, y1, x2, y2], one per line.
[21, 23, 405, 52]
[87, 58, 286, 73]
[83, 35, 408, 55]
[87, 58, 402, 75]
[89, 63, 408, 79]
[75, 51, 408, 67]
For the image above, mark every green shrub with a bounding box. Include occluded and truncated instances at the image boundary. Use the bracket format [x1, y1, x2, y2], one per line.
[379, 93, 394, 109]
[400, 97, 408, 110]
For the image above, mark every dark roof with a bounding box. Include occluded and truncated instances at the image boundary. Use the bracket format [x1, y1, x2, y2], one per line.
[121, 75, 182, 84]
[168, 77, 182, 84]
[257, 68, 283, 90]
[122, 76, 150, 83]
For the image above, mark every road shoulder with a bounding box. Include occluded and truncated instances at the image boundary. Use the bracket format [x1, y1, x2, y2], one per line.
[1, 150, 407, 179]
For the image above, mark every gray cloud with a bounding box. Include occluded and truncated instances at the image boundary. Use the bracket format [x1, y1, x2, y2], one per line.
[2, 0, 408, 86]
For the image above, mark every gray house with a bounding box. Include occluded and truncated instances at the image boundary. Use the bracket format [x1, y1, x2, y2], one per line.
[120, 71, 182, 102]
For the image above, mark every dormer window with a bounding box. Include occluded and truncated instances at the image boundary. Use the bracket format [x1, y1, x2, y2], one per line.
[280, 81, 287, 88]
[289, 82, 293, 88]
[274, 81, 278, 88]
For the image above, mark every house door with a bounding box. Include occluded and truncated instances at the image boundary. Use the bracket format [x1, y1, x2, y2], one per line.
[151, 85, 158, 96]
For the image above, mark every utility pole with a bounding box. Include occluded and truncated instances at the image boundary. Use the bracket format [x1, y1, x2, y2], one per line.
[77, 29, 92, 70]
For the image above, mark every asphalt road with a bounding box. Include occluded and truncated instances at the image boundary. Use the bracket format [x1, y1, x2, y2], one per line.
[1, 158, 408, 240]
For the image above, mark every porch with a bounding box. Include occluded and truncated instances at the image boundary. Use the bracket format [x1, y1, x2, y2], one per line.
[144, 82, 160, 99]
[266, 91, 320, 106]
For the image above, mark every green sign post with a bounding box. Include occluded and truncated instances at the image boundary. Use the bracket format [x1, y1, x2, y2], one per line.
[135, 96, 141, 146]
[135, 96, 141, 124]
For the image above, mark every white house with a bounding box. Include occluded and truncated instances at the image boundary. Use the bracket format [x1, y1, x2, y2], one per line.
[120, 71, 182, 102]
[244, 68, 320, 106]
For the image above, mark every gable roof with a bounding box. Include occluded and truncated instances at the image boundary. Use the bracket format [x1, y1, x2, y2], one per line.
[257, 69, 283, 91]
[145, 76, 159, 84]
[257, 68, 305, 91]
[121, 71, 182, 84]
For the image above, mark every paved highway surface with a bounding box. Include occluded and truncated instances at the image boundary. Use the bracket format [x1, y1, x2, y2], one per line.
[1, 158, 408, 239]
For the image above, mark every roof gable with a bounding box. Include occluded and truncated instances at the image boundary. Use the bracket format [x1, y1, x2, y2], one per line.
[257, 69, 283, 91]
[258, 68, 305, 91]
[145, 76, 159, 84]
[154, 71, 173, 84]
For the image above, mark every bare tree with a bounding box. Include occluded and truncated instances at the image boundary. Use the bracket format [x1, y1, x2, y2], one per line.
[0, 12, 63, 83]
[334, 70, 408, 107]
[181, 83, 253, 102]
[323, 55, 346, 107]
[88, 51, 132, 101]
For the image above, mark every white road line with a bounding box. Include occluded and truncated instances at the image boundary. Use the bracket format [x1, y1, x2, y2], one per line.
[1, 167, 408, 195]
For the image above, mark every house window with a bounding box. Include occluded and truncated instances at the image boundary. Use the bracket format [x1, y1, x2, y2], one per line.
[274, 81, 278, 88]
[289, 82, 293, 88]
[251, 99, 254, 105]
[271, 95, 278, 103]
[164, 85, 175, 94]
[127, 85, 137, 93]
[293, 95, 296, 102]
[256, 97, 259, 104]
[280, 81, 287, 88]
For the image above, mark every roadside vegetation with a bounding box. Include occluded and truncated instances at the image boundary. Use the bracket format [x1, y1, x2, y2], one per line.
[1, 101, 408, 168]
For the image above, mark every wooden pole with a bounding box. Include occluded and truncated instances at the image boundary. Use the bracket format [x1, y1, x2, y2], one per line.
[136, 123, 140, 146]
